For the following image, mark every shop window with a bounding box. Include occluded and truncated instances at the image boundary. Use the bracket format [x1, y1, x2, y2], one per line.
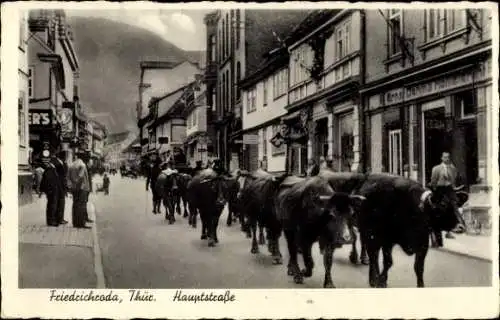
[388, 10, 402, 56]
[456, 90, 476, 119]
[338, 112, 354, 171]
[271, 124, 286, 156]
[388, 129, 403, 175]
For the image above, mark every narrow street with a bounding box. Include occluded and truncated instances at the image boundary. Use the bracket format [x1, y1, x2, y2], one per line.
[92, 175, 492, 289]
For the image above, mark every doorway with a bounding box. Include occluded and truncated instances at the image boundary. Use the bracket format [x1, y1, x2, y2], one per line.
[422, 105, 448, 185]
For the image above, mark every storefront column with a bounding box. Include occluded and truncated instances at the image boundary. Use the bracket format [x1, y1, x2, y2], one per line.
[327, 113, 334, 161]
[476, 86, 488, 185]
[351, 105, 360, 172]
[408, 104, 418, 181]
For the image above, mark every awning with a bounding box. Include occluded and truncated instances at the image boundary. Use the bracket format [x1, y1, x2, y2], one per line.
[281, 110, 301, 123]
[38, 53, 65, 89]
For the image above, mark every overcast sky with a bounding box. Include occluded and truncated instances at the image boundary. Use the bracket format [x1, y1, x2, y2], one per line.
[66, 9, 210, 51]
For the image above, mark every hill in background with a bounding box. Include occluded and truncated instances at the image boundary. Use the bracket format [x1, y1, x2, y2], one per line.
[68, 16, 203, 134]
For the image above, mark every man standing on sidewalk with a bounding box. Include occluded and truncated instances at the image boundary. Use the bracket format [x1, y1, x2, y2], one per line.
[68, 152, 91, 229]
[40, 155, 62, 227]
[429, 151, 466, 246]
[52, 151, 68, 225]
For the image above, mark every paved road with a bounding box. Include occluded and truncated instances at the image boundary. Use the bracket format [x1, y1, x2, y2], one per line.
[92, 175, 492, 289]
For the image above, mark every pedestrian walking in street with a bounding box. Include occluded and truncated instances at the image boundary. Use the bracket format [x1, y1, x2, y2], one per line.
[102, 172, 110, 195]
[429, 151, 466, 246]
[52, 152, 68, 225]
[40, 156, 62, 227]
[82, 153, 93, 224]
[146, 157, 162, 214]
[67, 152, 91, 229]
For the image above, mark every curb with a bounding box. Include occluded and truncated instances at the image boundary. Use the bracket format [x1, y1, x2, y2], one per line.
[88, 201, 106, 288]
[434, 247, 493, 263]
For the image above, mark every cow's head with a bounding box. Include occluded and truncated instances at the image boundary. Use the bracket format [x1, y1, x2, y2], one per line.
[323, 192, 366, 245]
[164, 172, 180, 194]
[420, 188, 468, 231]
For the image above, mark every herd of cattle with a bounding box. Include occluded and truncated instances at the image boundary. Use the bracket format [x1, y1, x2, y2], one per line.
[153, 167, 468, 288]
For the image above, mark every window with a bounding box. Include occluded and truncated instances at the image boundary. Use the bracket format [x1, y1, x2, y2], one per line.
[18, 91, 26, 147]
[225, 70, 230, 112]
[28, 67, 34, 98]
[456, 90, 476, 119]
[236, 62, 241, 100]
[236, 10, 240, 49]
[388, 129, 403, 175]
[291, 46, 311, 85]
[263, 79, 268, 106]
[222, 73, 226, 111]
[246, 87, 256, 113]
[389, 10, 402, 56]
[338, 112, 354, 171]
[271, 124, 286, 155]
[218, 29, 222, 62]
[273, 69, 288, 98]
[221, 21, 225, 60]
[427, 9, 466, 40]
[210, 35, 216, 62]
[225, 13, 229, 56]
[262, 127, 268, 159]
[336, 20, 351, 60]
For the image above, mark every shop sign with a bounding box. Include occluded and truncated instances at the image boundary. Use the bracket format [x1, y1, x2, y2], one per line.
[29, 110, 54, 128]
[380, 63, 489, 107]
[243, 134, 259, 145]
[60, 102, 75, 139]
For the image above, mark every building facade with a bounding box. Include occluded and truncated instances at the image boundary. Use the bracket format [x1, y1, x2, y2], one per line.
[137, 60, 201, 159]
[27, 9, 80, 166]
[240, 48, 289, 173]
[204, 9, 311, 171]
[19, 11, 32, 205]
[362, 9, 493, 212]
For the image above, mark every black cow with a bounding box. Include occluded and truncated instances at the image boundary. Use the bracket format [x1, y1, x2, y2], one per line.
[347, 173, 465, 288]
[239, 169, 287, 263]
[186, 168, 231, 247]
[225, 176, 242, 227]
[173, 173, 192, 218]
[154, 169, 181, 224]
[275, 175, 365, 288]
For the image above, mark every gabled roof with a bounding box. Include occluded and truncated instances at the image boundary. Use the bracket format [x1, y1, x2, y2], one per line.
[157, 89, 185, 119]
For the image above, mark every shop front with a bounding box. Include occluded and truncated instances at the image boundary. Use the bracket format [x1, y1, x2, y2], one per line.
[29, 109, 61, 162]
[365, 57, 492, 196]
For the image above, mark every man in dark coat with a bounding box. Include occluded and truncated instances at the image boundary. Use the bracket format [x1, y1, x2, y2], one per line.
[52, 151, 68, 225]
[40, 156, 62, 226]
[192, 160, 203, 177]
[146, 158, 163, 213]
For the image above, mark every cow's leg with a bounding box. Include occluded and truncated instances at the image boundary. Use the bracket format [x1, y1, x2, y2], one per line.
[200, 211, 208, 240]
[300, 240, 314, 278]
[208, 212, 218, 247]
[168, 198, 176, 224]
[378, 244, 394, 288]
[366, 239, 381, 288]
[284, 229, 302, 284]
[182, 197, 189, 218]
[250, 219, 259, 254]
[258, 222, 266, 245]
[349, 226, 359, 265]
[214, 212, 221, 244]
[414, 247, 428, 288]
[176, 195, 181, 215]
[322, 243, 335, 288]
[226, 203, 233, 227]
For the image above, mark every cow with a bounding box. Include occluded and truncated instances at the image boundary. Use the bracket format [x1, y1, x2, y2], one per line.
[186, 168, 231, 247]
[225, 176, 242, 227]
[275, 175, 366, 288]
[317, 170, 370, 265]
[173, 173, 192, 218]
[343, 173, 466, 288]
[238, 169, 287, 264]
[154, 168, 181, 224]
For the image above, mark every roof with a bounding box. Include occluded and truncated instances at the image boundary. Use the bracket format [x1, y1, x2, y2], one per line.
[139, 60, 183, 70]
[284, 9, 342, 47]
[240, 47, 288, 89]
[155, 88, 185, 118]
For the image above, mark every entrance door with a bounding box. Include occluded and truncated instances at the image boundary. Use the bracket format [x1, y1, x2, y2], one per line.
[422, 106, 448, 184]
[463, 121, 478, 186]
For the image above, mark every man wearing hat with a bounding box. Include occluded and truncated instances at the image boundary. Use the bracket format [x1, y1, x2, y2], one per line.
[40, 149, 62, 226]
[68, 151, 91, 229]
[52, 151, 68, 225]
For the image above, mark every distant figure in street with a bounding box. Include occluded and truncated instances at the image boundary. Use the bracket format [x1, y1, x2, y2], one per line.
[68, 152, 91, 229]
[429, 151, 466, 245]
[40, 156, 63, 227]
[319, 156, 328, 170]
[52, 151, 68, 225]
[33, 162, 45, 196]
[146, 158, 162, 214]
[306, 159, 320, 177]
[102, 173, 110, 195]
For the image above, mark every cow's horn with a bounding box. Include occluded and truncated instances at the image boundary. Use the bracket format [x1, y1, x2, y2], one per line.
[420, 190, 433, 206]
[349, 195, 366, 201]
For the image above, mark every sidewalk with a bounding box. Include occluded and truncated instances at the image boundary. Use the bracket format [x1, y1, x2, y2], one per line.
[434, 232, 493, 262]
[19, 194, 103, 288]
